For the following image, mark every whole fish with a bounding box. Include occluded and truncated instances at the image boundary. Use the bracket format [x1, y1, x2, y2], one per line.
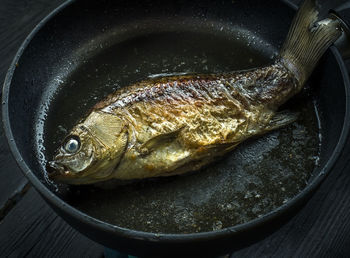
[47, 0, 341, 184]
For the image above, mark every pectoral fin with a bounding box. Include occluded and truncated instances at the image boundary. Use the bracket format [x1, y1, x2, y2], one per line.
[265, 110, 299, 131]
[139, 127, 183, 155]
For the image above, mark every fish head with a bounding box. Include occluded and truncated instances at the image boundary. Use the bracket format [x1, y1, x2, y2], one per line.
[46, 111, 128, 184]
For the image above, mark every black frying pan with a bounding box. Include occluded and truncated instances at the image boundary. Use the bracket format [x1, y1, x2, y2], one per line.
[2, 0, 350, 257]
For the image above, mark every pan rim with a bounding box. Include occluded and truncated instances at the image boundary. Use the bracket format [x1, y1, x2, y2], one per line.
[2, 0, 350, 243]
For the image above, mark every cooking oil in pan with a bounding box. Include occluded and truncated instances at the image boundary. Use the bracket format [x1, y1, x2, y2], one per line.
[38, 29, 320, 233]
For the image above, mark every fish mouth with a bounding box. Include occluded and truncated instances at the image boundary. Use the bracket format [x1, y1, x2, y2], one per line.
[45, 161, 105, 185]
[46, 161, 73, 181]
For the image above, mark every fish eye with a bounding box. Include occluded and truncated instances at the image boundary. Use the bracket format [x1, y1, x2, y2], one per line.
[64, 136, 81, 153]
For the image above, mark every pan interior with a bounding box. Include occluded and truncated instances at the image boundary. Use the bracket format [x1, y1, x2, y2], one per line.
[34, 21, 321, 234]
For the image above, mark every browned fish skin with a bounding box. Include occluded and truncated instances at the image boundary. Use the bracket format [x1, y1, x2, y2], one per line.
[97, 62, 297, 112]
[44, 61, 305, 183]
[72, 61, 298, 180]
[99, 61, 297, 147]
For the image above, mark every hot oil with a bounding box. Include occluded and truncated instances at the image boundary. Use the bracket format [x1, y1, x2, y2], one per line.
[39, 29, 320, 233]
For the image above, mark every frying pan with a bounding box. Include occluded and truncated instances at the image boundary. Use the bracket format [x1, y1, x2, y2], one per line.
[2, 0, 350, 257]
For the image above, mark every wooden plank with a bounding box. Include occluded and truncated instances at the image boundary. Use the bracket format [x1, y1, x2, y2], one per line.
[0, 118, 29, 219]
[0, 188, 104, 257]
[0, 0, 65, 218]
[0, 90, 29, 218]
[1, 0, 350, 257]
[0, 0, 66, 84]
[0, 1, 103, 257]
[231, 136, 350, 257]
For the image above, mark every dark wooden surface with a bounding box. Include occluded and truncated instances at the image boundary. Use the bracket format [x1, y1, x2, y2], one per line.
[0, 0, 350, 257]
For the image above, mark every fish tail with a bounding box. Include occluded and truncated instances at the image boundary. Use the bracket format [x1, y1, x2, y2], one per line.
[280, 0, 342, 86]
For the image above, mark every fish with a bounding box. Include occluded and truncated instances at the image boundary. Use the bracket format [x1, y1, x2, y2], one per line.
[46, 0, 342, 185]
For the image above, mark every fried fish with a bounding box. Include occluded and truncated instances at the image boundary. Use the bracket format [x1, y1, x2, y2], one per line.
[47, 0, 342, 184]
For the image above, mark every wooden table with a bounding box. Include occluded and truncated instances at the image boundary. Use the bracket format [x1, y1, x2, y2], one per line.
[1, 0, 349, 257]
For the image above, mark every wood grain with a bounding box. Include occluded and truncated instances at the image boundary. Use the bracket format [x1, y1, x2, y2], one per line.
[0, 0, 65, 219]
[0, 0, 66, 90]
[0, 188, 104, 257]
[0, 1, 104, 257]
[0, 114, 29, 219]
[0, 0, 349, 257]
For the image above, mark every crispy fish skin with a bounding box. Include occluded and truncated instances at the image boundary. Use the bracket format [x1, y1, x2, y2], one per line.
[47, 0, 342, 184]
[48, 63, 298, 183]
[102, 62, 299, 180]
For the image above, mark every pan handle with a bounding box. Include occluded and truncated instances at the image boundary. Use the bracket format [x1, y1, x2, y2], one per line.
[329, 2, 350, 60]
